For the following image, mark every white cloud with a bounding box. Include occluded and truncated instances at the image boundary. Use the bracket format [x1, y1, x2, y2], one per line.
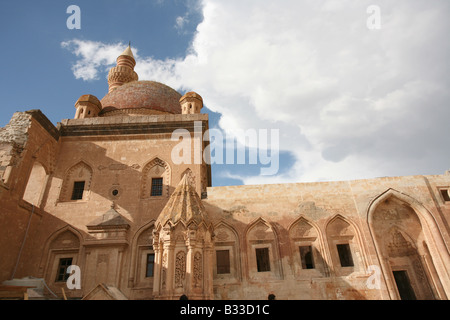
[62, 0, 450, 184]
[175, 15, 188, 31]
[61, 39, 130, 81]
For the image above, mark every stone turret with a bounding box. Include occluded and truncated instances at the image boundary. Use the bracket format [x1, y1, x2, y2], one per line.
[180, 92, 203, 114]
[74, 94, 102, 119]
[107, 44, 139, 93]
[152, 174, 214, 300]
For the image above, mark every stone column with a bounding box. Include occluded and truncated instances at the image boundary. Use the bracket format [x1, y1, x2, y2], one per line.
[152, 230, 161, 298]
[185, 228, 197, 298]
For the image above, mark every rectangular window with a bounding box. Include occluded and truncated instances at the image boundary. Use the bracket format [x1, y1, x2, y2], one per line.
[337, 243, 354, 267]
[151, 178, 163, 196]
[255, 247, 271, 272]
[299, 246, 315, 269]
[146, 253, 155, 277]
[440, 189, 450, 202]
[71, 181, 85, 200]
[55, 258, 73, 282]
[216, 250, 231, 274]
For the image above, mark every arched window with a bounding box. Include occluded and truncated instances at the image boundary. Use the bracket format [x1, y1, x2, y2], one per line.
[325, 215, 362, 276]
[140, 158, 171, 199]
[246, 218, 282, 280]
[289, 217, 326, 277]
[42, 227, 82, 297]
[131, 225, 155, 291]
[370, 195, 437, 299]
[59, 161, 93, 202]
[213, 222, 241, 284]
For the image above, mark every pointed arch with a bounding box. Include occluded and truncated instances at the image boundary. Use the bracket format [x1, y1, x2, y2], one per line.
[367, 188, 448, 250]
[245, 217, 282, 280]
[288, 216, 328, 277]
[288, 216, 319, 240]
[41, 225, 83, 253]
[129, 221, 156, 290]
[367, 188, 450, 299]
[325, 214, 366, 275]
[140, 157, 171, 199]
[246, 217, 278, 242]
[59, 160, 94, 202]
[213, 220, 242, 282]
[39, 225, 83, 293]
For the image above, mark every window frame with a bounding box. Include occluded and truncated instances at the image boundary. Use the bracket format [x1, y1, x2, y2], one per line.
[255, 247, 271, 272]
[299, 245, 315, 269]
[336, 243, 354, 267]
[439, 188, 450, 202]
[216, 249, 231, 275]
[55, 257, 73, 282]
[150, 177, 163, 197]
[71, 181, 85, 200]
[145, 253, 155, 278]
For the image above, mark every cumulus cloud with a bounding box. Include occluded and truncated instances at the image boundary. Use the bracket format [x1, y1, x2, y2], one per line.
[61, 39, 130, 81]
[62, 0, 450, 184]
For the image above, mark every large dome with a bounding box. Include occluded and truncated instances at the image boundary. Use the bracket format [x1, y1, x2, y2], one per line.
[100, 81, 182, 115]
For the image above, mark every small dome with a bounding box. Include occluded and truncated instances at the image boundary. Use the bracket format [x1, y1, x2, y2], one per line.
[76, 94, 102, 109]
[180, 91, 203, 103]
[100, 81, 182, 114]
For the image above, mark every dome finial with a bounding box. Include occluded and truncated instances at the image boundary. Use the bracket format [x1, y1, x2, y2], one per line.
[107, 42, 138, 93]
[120, 42, 135, 59]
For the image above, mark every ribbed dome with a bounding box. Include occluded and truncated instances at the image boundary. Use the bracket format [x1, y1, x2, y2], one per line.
[100, 81, 182, 114]
[156, 174, 212, 228]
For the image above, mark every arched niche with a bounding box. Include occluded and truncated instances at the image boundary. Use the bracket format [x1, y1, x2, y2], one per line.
[41, 226, 83, 296]
[325, 215, 364, 276]
[23, 161, 48, 206]
[59, 161, 93, 202]
[368, 191, 447, 300]
[213, 221, 241, 283]
[140, 157, 171, 199]
[245, 218, 282, 280]
[288, 217, 326, 277]
[129, 222, 155, 292]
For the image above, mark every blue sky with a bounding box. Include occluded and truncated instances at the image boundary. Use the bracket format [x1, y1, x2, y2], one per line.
[1, 0, 449, 187]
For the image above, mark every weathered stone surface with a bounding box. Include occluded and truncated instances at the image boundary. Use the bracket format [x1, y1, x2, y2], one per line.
[0, 47, 448, 301]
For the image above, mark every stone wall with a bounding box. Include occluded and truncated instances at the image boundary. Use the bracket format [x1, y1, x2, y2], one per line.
[203, 174, 450, 299]
[1, 110, 448, 300]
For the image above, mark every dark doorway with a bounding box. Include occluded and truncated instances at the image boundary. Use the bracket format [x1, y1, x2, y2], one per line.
[393, 270, 417, 300]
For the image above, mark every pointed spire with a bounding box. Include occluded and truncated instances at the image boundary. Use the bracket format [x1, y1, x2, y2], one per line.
[156, 174, 211, 228]
[107, 42, 138, 93]
[120, 42, 135, 59]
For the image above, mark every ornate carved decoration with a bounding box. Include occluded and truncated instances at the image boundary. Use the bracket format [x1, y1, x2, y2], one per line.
[387, 229, 416, 257]
[181, 168, 195, 187]
[216, 229, 230, 242]
[291, 218, 317, 239]
[175, 251, 186, 288]
[193, 252, 203, 288]
[140, 157, 170, 199]
[59, 161, 93, 201]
